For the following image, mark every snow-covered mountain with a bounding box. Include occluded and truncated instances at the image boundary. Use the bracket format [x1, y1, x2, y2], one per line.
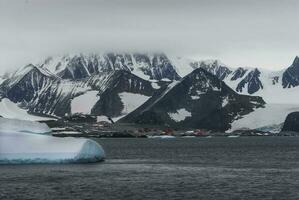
[194, 56, 299, 105]
[0, 62, 163, 118]
[1, 52, 299, 132]
[40, 53, 180, 81]
[186, 57, 299, 132]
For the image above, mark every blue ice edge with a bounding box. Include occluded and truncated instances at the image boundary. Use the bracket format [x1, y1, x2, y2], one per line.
[0, 118, 105, 164]
[0, 139, 106, 165]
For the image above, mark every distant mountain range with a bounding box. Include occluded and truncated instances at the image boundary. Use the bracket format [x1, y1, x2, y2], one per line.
[0, 53, 299, 132]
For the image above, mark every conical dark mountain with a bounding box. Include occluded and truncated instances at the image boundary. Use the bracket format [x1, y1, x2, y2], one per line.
[119, 68, 265, 131]
[0, 64, 57, 103]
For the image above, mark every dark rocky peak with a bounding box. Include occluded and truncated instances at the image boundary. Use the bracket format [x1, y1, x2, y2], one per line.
[236, 68, 263, 94]
[282, 56, 299, 88]
[132, 53, 180, 80]
[0, 64, 57, 103]
[190, 60, 232, 80]
[231, 67, 248, 81]
[58, 55, 91, 79]
[293, 56, 299, 65]
[105, 70, 158, 96]
[12, 64, 38, 77]
[5, 64, 56, 87]
[183, 68, 225, 94]
[105, 53, 132, 71]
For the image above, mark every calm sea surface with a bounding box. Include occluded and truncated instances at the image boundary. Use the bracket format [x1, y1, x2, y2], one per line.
[1, 137, 299, 200]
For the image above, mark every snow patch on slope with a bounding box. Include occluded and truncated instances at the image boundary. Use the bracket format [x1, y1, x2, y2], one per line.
[222, 96, 229, 107]
[113, 92, 151, 121]
[131, 69, 151, 81]
[71, 91, 100, 114]
[191, 95, 200, 100]
[97, 116, 111, 123]
[118, 92, 150, 115]
[151, 82, 160, 89]
[168, 108, 192, 122]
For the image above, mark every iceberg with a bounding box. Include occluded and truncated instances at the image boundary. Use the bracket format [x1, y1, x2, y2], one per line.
[0, 119, 105, 164]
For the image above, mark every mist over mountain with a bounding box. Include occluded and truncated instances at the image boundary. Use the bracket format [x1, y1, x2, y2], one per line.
[1, 0, 299, 74]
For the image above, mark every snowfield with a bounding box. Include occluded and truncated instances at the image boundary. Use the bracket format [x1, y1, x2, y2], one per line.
[229, 104, 299, 133]
[223, 68, 299, 131]
[113, 92, 150, 121]
[71, 91, 100, 114]
[0, 118, 105, 164]
[97, 115, 112, 123]
[225, 68, 299, 105]
[0, 98, 55, 121]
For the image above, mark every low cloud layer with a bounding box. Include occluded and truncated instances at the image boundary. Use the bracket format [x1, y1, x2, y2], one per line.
[0, 0, 298, 74]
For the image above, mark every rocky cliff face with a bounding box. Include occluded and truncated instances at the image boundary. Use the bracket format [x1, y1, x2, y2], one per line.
[190, 60, 232, 80]
[236, 68, 263, 94]
[281, 112, 299, 132]
[230, 67, 248, 81]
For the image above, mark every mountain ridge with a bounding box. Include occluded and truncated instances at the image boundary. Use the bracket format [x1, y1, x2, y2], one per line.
[0, 52, 298, 132]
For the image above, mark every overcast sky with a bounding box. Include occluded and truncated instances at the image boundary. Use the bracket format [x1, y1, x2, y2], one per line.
[0, 0, 298, 74]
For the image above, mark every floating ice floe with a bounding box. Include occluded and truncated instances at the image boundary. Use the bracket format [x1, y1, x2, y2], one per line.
[0, 118, 105, 164]
[148, 135, 176, 139]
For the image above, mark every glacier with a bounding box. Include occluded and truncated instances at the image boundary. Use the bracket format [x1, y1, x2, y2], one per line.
[0, 98, 55, 121]
[0, 119, 105, 164]
[228, 104, 299, 133]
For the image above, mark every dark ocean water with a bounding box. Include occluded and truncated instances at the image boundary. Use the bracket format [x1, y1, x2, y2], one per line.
[1, 137, 299, 200]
